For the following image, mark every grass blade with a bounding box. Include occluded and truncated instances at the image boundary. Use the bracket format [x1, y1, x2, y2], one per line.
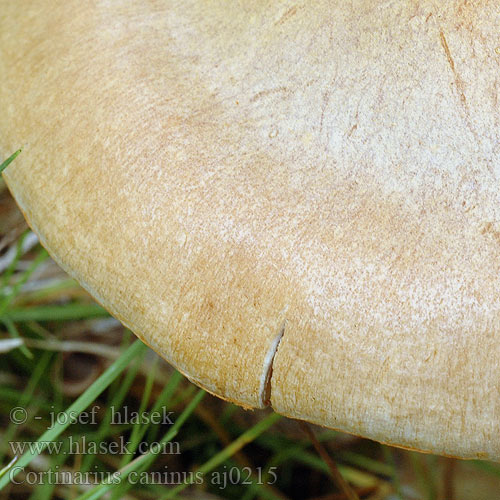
[74, 389, 206, 500]
[1, 304, 109, 323]
[0, 338, 147, 490]
[161, 411, 282, 499]
[0, 149, 21, 174]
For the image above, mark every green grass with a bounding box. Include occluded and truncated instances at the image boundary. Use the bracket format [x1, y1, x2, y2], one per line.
[0, 149, 21, 174]
[0, 340, 147, 490]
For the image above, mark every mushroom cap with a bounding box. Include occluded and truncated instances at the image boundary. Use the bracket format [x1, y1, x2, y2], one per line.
[2, 0, 500, 460]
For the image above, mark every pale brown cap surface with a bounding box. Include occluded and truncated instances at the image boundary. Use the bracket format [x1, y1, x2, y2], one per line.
[1, 0, 500, 460]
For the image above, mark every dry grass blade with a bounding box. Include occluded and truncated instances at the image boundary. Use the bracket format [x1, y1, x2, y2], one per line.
[299, 421, 360, 500]
[443, 457, 456, 500]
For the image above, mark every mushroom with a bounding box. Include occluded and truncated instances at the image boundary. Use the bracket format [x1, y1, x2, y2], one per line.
[1, 1, 500, 461]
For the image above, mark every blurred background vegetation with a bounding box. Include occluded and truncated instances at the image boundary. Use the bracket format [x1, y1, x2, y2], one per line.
[1, 171, 500, 500]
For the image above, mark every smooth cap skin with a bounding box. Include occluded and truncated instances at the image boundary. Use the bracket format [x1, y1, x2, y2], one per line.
[1, 0, 500, 460]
